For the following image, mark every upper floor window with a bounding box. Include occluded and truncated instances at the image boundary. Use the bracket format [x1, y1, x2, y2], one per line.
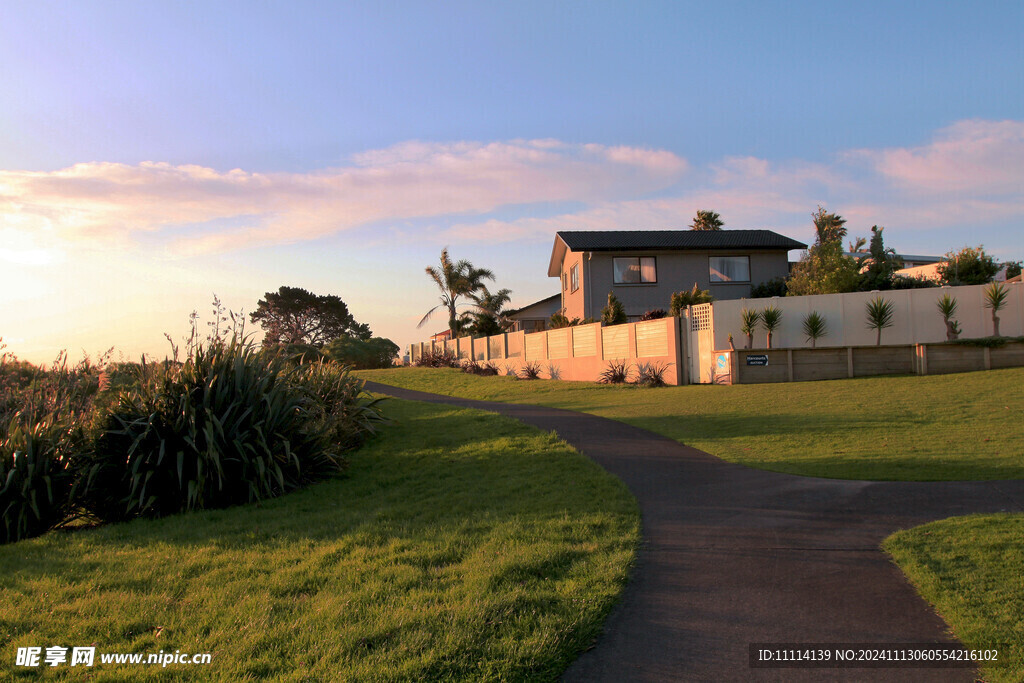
[570, 264, 580, 292]
[613, 257, 656, 284]
[709, 256, 750, 282]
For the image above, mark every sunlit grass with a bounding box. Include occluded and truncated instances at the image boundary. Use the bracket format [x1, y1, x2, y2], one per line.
[356, 367, 1024, 481]
[0, 399, 638, 681]
[885, 515, 1024, 683]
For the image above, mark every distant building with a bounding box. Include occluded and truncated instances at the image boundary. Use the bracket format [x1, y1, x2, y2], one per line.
[506, 294, 561, 332]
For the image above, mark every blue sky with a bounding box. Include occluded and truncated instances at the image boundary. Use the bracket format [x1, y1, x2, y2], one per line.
[2, 1, 1022, 363]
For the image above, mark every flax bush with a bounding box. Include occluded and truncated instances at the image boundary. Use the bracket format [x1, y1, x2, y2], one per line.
[78, 340, 360, 522]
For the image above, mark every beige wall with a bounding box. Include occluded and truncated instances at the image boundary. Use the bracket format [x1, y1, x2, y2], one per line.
[710, 282, 1024, 351]
[411, 318, 686, 385]
[559, 249, 791, 320]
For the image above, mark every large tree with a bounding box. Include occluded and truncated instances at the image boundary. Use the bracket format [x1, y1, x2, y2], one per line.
[786, 207, 859, 296]
[689, 210, 724, 231]
[937, 246, 999, 285]
[418, 248, 495, 335]
[250, 286, 370, 348]
[857, 225, 903, 291]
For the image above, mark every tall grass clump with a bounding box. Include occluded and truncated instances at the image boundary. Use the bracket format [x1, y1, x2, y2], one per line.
[78, 339, 365, 522]
[1, 343, 102, 543]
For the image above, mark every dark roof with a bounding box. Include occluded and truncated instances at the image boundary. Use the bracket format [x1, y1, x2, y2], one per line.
[556, 229, 807, 252]
[507, 293, 560, 317]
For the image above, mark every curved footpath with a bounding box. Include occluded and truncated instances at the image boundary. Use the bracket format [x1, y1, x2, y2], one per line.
[364, 381, 1024, 682]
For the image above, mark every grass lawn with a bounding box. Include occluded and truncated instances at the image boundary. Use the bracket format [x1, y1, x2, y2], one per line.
[356, 366, 1024, 481]
[0, 398, 638, 681]
[884, 514, 1024, 683]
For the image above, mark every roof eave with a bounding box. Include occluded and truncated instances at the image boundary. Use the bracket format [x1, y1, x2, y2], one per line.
[547, 234, 568, 277]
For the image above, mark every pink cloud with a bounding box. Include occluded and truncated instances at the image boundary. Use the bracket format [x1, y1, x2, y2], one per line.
[0, 140, 687, 256]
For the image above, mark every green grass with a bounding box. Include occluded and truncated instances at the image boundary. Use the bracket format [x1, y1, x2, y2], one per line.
[0, 399, 638, 681]
[884, 515, 1024, 682]
[356, 367, 1024, 481]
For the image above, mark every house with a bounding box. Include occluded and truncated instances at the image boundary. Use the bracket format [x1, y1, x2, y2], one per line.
[430, 329, 452, 342]
[506, 294, 561, 333]
[548, 230, 807, 320]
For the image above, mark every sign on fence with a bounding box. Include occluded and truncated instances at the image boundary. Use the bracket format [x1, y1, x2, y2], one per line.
[746, 354, 769, 366]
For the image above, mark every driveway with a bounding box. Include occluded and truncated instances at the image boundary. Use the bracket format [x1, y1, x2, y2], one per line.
[365, 381, 1024, 682]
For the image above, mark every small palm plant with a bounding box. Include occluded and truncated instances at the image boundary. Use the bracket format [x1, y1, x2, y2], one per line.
[936, 293, 961, 341]
[802, 311, 827, 348]
[865, 296, 895, 346]
[760, 305, 783, 349]
[740, 308, 761, 349]
[983, 282, 1009, 337]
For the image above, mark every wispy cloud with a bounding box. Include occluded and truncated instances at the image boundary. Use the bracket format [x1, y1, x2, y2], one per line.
[0, 140, 686, 257]
[441, 119, 1024, 247]
[2, 121, 1021, 262]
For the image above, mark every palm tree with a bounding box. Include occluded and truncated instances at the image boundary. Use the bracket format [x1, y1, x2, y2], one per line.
[418, 248, 494, 335]
[740, 308, 760, 349]
[760, 306, 783, 349]
[811, 206, 847, 245]
[936, 294, 960, 341]
[865, 296, 894, 345]
[983, 282, 1009, 337]
[689, 210, 724, 231]
[463, 286, 513, 337]
[802, 311, 827, 348]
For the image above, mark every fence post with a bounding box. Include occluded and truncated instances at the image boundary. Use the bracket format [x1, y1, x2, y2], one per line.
[984, 346, 992, 371]
[847, 347, 854, 378]
[787, 349, 794, 382]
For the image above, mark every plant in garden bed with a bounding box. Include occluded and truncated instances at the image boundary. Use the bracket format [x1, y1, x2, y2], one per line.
[462, 361, 499, 376]
[760, 306, 782, 349]
[802, 311, 827, 348]
[518, 362, 543, 380]
[983, 282, 1009, 337]
[634, 362, 671, 387]
[598, 360, 632, 384]
[601, 292, 627, 325]
[865, 296, 895, 345]
[936, 293, 961, 341]
[413, 348, 461, 368]
[740, 308, 760, 349]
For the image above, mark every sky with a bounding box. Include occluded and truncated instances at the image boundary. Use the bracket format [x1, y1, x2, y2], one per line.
[2, 0, 1022, 364]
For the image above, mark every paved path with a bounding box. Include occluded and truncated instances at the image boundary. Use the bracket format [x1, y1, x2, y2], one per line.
[365, 382, 1024, 682]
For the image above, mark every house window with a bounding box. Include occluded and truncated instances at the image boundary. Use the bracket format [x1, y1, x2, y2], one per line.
[709, 256, 750, 282]
[613, 257, 656, 284]
[570, 264, 580, 292]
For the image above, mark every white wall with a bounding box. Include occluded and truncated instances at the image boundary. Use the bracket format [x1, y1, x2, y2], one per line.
[711, 282, 1024, 350]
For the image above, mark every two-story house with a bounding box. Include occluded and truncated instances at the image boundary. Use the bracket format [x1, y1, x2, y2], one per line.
[548, 229, 807, 320]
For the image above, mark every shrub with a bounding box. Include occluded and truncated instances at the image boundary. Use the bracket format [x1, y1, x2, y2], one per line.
[937, 246, 999, 285]
[1, 413, 80, 544]
[750, 277, 787, 298]
[891, 275, 938, 289]
[601, 293, 627, 326]
[78, 339, 343, 522]
[549, 312, 586, 328]
[413, 349, 461, 368]
[802, 311, 827, 348]
[290, 362, 387, 454]
[760, 306, 783, 349]
[640, 309, 666, 321]
[669, 284, 714, 316]
[635, 362, 671, 387]
[324, 335, 399, 369]
[599, 360, 631, 384]
[518, 362, 543, 380]
[865, 296, 895, 346]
